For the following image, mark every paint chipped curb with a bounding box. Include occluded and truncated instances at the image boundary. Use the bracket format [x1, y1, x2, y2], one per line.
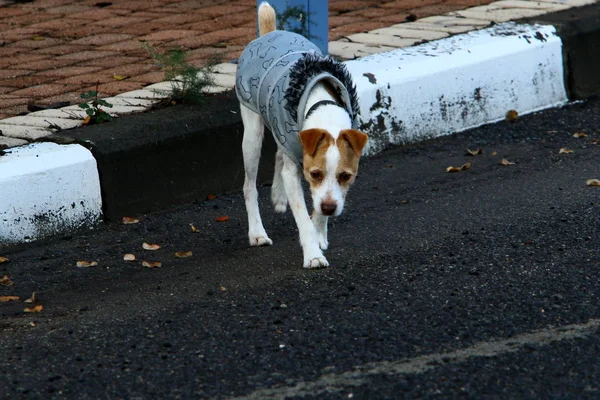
[0, 143, 102, 249]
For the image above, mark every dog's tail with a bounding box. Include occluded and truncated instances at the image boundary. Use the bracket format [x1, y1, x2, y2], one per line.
[258, 2, 276, 36]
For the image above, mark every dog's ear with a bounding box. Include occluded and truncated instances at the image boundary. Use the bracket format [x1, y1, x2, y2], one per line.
[339, 129, 368, 156]
[299, 128, 332, 157]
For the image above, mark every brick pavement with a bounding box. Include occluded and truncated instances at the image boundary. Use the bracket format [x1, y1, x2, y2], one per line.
[0, 0, 496, 120]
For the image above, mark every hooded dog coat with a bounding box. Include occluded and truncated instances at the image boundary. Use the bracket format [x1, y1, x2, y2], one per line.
[235, 31, 359, 165]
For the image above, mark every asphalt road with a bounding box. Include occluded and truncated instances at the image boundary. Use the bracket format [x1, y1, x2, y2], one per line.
[1, 97, 600, 399]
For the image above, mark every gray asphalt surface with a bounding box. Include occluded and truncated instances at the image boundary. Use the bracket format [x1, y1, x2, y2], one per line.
[1, 97, 599, 399]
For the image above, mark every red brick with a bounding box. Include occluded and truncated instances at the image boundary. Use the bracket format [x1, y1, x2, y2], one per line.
[18, 58, 79, 71]
[34, 44, 89, 56]
[97, 40, 148, 53]
[54, 50, 119, 62]
[107, 0, 170, 11]
[19, 0, 74, 8]
[0, 95, 30, 109]
[0, 27, 45, 42]
[380, 0, 441, 9]
[329, 0, 381, 12]
[77, 56, 147, 68]
[0, 47, 24, 57]
[25, 18, 88, 32]
[128, 71, 165, 85]
[2, 75, 57, 89]
[141, 30, 200, 42]
[409, 4, 466, 19]
[37, 66, 105, 77]
[330, 21, 390, 36]
[67, 8, 121, 21]
[0, 86, 15, 95]
[7, 37, 65, 50]
[33, 90, 89, 108]
[82, 81, 145, 96]
[54, 73, 114, 86]
[10, 83, 78, 98]
[71, 34, 134, 46]
[0, 104, 30, 117]
[153, 12, 212, 26]
[2, 12, 58, 27]
[0, 54, 49, 69]
[54, 25, 115, 40]
[192, 4, 252, 18]
[0, 70, 30, 79]
[0, 8, 29, 18]
[43, 4, 96, 14]
[91, 16, 151, 27]
[116, 22, 168, 37]
[174, 27, 254, 48]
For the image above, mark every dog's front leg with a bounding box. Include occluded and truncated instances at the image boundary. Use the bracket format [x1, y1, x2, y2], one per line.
[281, 154, 328, 268]
[312, 212, 328, 251]
[241, 105, 272, 247]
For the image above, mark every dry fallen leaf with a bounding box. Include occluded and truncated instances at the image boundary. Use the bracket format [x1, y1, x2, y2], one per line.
[122, 216, 140, 224]
[123, 253, 136, 261]
[175, 251, 193, 258]
[142, 261, 162, 268]
[573, 132, 588, 138]
[446, 163, 471, 173]
[76, 260, 98, 268]
[0, 275, 14, 286]
[491, 151, 498, 156]
[466, 148, 482, 156]
[591, 139, 599, 145]
[505, 109, 518, 122]
[31, 36, 46, 41]
[83, 115, 91, 125]
[207, 194, 217, 200]
[190, 223, 199, 233]
[142, 242, 161, 251]
[500, 159, 516, 166]
[216, 216, 230, 222]
[0, 296, 20, 303]
[586, 179, 600, 187]
[24, 305, 43, 313]
[559, 148, 574, 154]
[113, 75, 129, 81]
[24, 292, 36, 303]
[219, 285, 227, 292]
[0, 256, 8, 264]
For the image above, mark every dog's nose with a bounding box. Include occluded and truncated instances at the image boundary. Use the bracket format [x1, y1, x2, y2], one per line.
[320, 202, 337, 216]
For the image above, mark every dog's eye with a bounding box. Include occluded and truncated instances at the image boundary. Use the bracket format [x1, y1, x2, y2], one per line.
[310, 170, 323, 181]
[338, 172, 352, 183]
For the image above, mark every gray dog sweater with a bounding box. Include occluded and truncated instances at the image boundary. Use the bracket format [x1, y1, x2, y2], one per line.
[235, 31, 359, 165]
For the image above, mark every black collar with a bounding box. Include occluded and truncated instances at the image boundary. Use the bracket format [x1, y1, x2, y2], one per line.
[305, 100, 342, 120]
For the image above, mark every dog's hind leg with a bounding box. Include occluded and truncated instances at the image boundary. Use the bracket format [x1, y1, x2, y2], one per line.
[271, 148, 288, 213]
[241, 104, 273, 247]
[312, 212, 328, 251]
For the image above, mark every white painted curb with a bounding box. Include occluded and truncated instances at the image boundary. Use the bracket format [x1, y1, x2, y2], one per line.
[0, 142, 102, 247]
[346, 22, 568, 154]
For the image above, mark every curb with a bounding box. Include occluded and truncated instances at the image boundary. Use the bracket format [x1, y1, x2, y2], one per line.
[0, 142, 102, 248]
[1, 3, 600, 250]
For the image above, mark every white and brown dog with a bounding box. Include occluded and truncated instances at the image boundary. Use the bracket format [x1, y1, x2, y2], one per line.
[235, 2, 368, 268]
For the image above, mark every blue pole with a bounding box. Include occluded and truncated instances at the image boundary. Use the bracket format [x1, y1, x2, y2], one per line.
[256, 0, 329, 55]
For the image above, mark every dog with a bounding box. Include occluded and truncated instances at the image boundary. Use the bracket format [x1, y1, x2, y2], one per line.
[235, 2, 368, 268]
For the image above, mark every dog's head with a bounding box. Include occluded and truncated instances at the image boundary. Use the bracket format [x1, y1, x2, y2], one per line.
[299, 126, 368, 217]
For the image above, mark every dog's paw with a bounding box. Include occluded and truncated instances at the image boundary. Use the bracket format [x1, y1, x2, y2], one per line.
[303, 255, 329, 269]
[271, 191, 287, 213]
[318, 236, 329, 251]
[249, 234, 273, 247]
